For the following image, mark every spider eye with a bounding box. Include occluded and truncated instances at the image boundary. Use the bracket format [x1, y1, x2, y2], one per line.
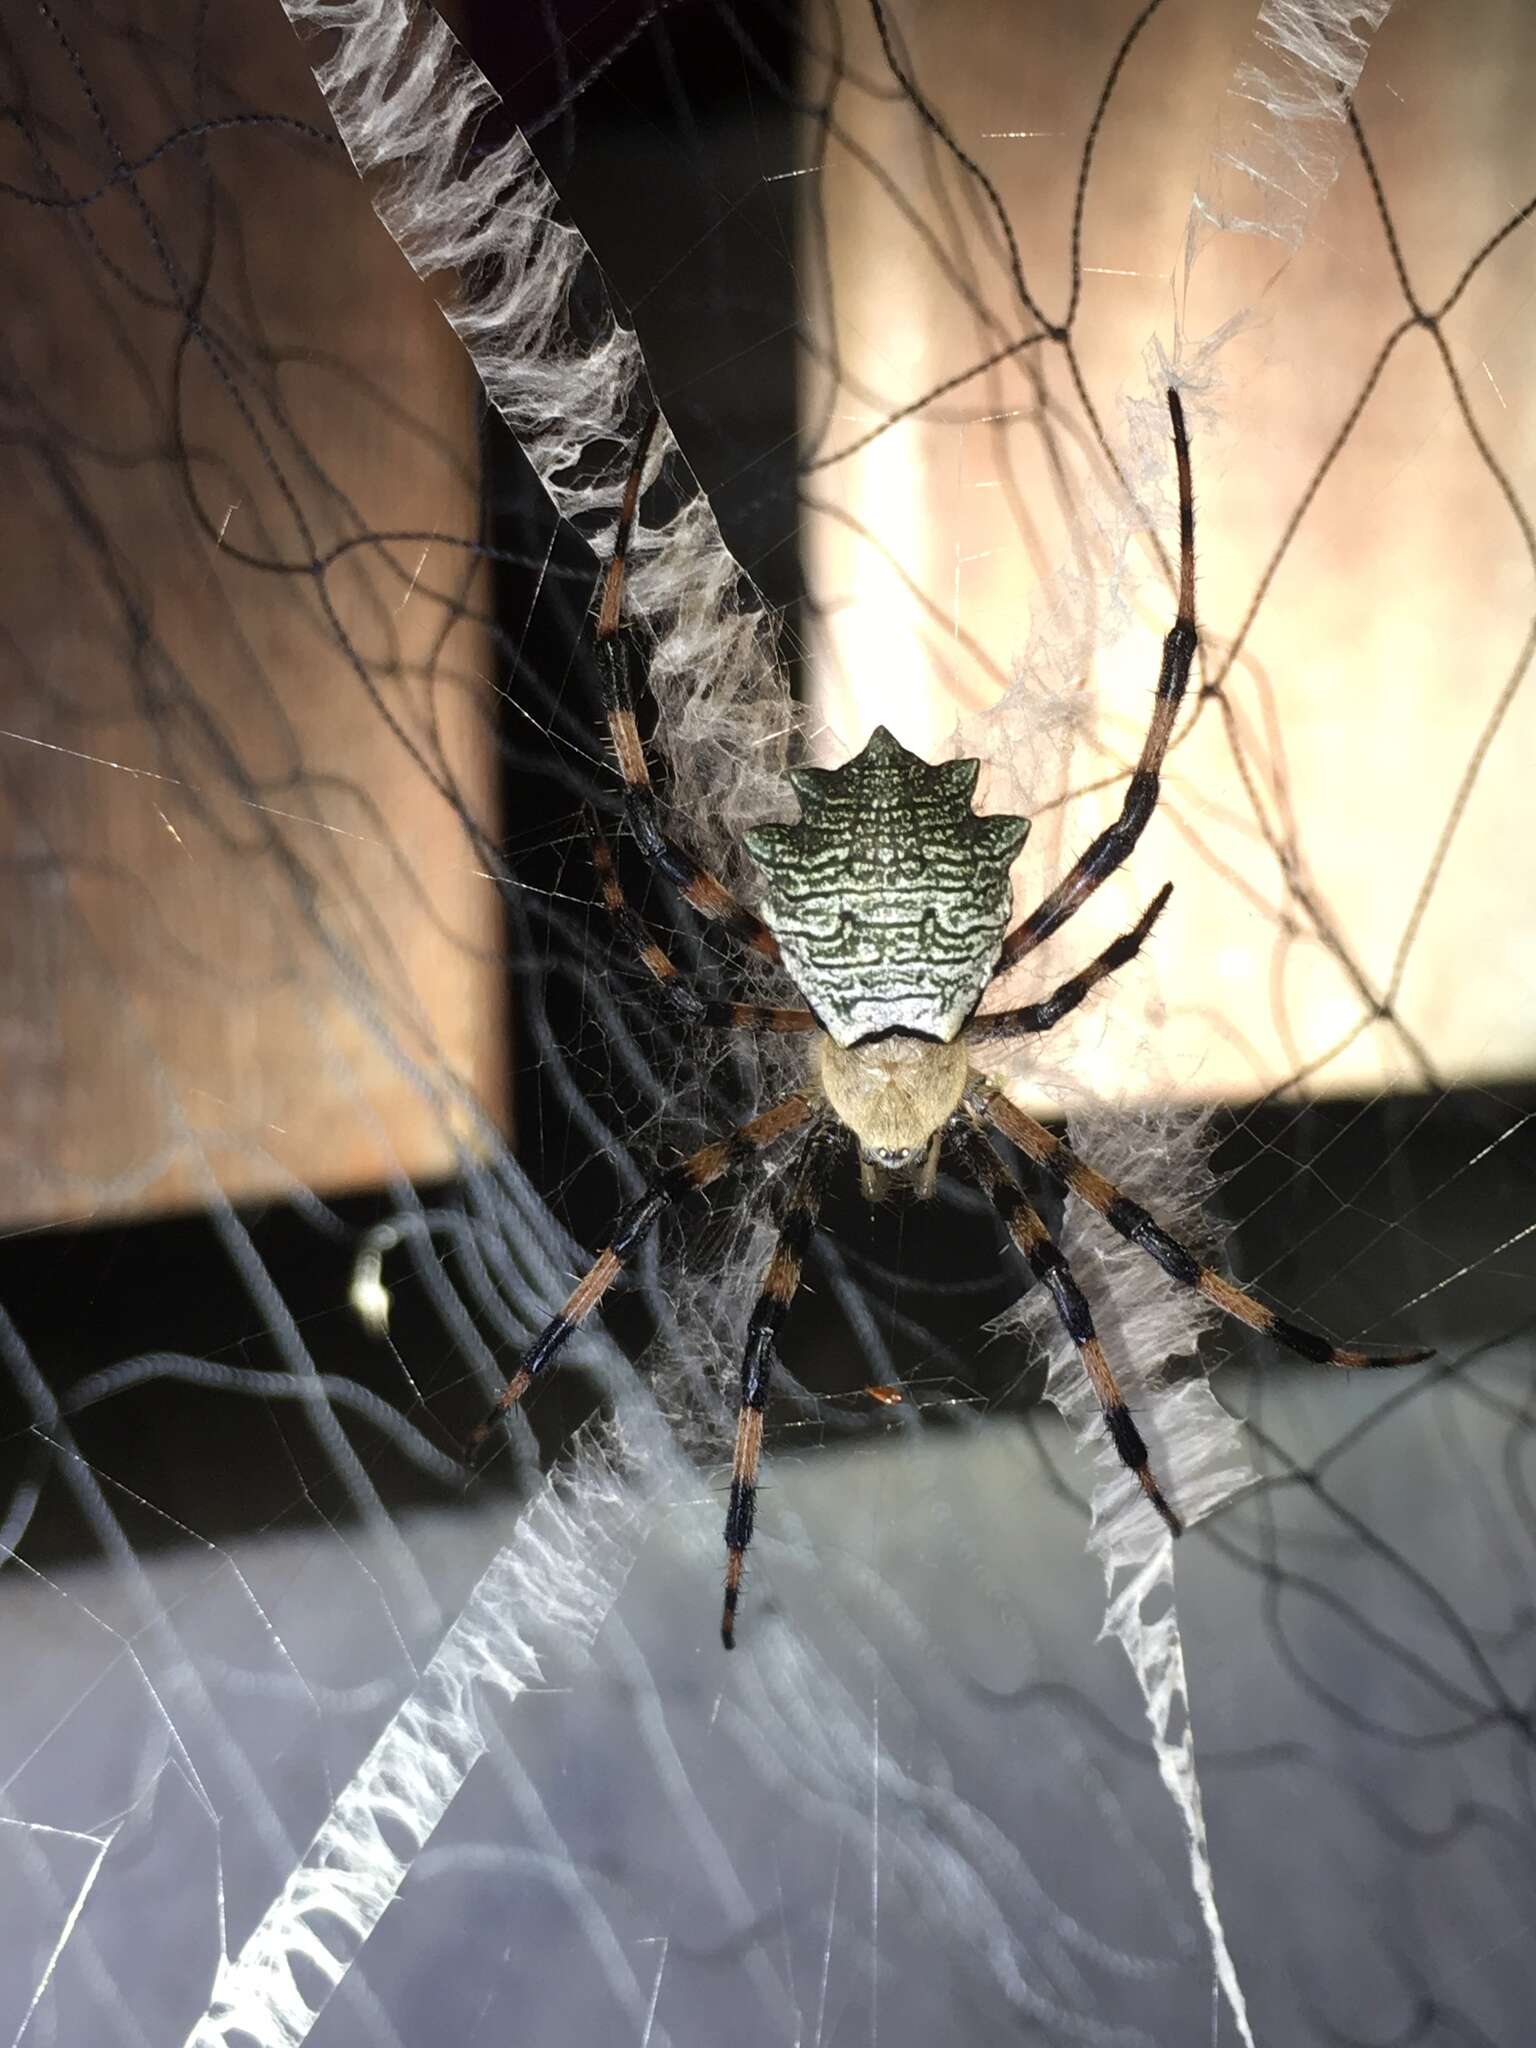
[867, 1144, 927, 1171]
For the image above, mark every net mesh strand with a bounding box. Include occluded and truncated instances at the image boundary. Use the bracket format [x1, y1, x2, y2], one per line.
[10, 1, 1531, 2044]
[175, 4, 1405, 2043]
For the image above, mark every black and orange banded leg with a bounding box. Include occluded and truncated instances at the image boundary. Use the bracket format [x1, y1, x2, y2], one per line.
[466, 1093, 816, 1458]
[978, 1089, 1434, 1372]
[969, 883, 1173, 1044]
[996, 388, 1197, 976]
[595, 409, 781, 964]
[586, 812, 815, 1035]
[721, 1118, 842, 1649]
[949, 1114, 1182, 1535]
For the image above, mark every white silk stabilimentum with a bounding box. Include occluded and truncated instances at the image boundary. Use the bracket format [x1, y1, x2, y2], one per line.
[189, 3, 1405, 2043]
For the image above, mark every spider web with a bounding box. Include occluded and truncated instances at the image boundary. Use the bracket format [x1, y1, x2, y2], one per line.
[2, 4, 1534, 2046]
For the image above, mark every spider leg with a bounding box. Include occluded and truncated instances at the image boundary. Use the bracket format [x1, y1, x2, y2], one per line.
[948, 1114, 1181, 1534]
[995, 389, 1196, 976]
[596, 411, 781, 963]
[466, 1092, 815, 1457]
[977, 1087, 1435, 1370]
[722, 1118, 842, 1648]
[968, 883, 1172, 1044]
[587, 811, 815, 1035]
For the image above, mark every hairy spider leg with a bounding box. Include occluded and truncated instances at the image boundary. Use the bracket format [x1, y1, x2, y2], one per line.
[968, 882, 1174, 1043]
[979, 1089, 1435, 1370]
[722, 1118, 843, 1648]
[586, 811, 815, 1034]
[594, 409, 781, 961]
[994, 388, 1197, 976]
[466, 1093, 816, 1457]
[950, 1114, 1182, 1534]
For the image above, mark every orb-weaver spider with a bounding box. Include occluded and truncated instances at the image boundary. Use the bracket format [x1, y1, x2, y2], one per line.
[470, 390, 1431, 1648]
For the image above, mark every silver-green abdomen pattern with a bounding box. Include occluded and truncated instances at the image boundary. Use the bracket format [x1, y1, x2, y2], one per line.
[744, 726, 1031, 1048]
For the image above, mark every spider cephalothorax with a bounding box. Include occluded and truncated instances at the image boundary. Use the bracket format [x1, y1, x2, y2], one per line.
[743, 725, 1031, 1048]
[471, 392, 1432, 1650]
[814, 1028, 970, 1199]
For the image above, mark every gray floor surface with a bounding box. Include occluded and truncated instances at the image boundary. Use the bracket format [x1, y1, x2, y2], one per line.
[5, 1342, 1532, 2048]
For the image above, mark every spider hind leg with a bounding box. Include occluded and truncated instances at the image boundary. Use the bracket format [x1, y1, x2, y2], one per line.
[951, 1113, 1182, 1535]
[465, 1093, 815, 1459]
[722, 1119, 842, 1648]
[980, 1089, 1434, 1372]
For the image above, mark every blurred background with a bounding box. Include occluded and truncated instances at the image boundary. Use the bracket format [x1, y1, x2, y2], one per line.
[2, 1, 1534, 2043]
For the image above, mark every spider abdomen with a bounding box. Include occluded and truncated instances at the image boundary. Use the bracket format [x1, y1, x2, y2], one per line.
[744, 726, 1031, 1047]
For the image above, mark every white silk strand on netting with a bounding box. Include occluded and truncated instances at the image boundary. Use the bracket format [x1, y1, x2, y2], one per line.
[276, 0, 794, 854]
[215, 6, 798, 2040]
[996, 1101, 1256, 2044]
[1191, 0, 1393, 258]
[184, 1416, 672, 2048]
[992, 5, 1400, 2041]
[260, 5, 1397, 2045]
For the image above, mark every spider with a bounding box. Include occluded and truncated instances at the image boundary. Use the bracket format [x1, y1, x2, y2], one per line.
[470, 389, 1432, 1649]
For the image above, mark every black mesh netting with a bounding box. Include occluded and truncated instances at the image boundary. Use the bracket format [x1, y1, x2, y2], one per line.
[2, 3, 1534, 2044]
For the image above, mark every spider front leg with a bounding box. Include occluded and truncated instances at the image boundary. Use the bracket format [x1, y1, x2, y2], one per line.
[721, 1119, 842, 1648]
[969, 883, 1173, 1044]
[587, 812, 815, 1035]
[948, 1114, 1182, 1534]
[595, 410, 780, 963]
[978, 1088, 1434, 1371]
[466, 1092, 815, 1456]
[995, 388, 1197, 976]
